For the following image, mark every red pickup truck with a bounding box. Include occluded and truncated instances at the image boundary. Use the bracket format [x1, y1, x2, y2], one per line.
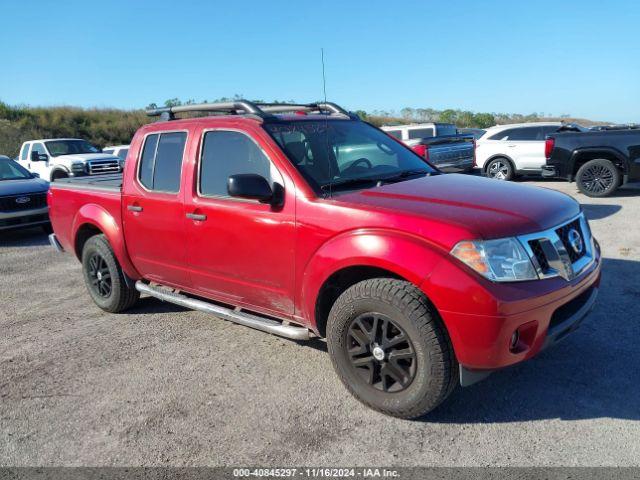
[48, 101, 601, 418]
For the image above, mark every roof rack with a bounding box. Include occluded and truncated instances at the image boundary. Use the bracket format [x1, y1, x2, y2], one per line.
[146, 100, 357, 121]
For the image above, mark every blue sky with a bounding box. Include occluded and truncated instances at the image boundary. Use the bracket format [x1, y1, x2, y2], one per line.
[1, 0, 638, 122]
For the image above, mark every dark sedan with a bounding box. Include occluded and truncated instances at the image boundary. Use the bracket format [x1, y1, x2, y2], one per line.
[0, 155, 51, 233]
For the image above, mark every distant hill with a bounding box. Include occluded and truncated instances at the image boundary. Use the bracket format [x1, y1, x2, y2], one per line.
[0, 99, 608, 158]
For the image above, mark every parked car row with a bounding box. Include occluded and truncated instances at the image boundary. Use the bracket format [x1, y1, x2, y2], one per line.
[384, 120, 639, 197]
[45, 100, 602, 419]
[0, 140, 131, 233]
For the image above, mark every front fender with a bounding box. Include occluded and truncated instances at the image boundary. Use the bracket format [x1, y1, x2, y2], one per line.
[72, 203, 140, 279]
[299, 229, 447, 329]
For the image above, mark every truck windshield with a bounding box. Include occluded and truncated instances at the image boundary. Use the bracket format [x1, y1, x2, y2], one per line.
[45, 140, 101, 157]
[265, 120, 435, 193]
[0, 158, 32, 180]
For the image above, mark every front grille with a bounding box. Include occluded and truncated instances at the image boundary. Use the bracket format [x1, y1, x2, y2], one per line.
[528, 239, 549, 271]
[518, 214, 594, 281]
[556, 218, 586, 262]
[0, 193, 48, 212]
[87, 159, 120, 175]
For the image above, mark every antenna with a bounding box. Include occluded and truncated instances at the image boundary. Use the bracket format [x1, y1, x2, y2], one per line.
[321, 47, 333, 198]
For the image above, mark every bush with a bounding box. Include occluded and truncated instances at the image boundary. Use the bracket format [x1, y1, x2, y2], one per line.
[0, 101, 151, 158]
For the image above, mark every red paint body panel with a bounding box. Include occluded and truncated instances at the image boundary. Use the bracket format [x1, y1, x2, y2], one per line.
[47, 115, 602, 373]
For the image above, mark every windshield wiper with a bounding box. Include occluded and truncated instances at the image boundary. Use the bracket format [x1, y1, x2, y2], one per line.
[377, 169, 431, 184]
[320, 176, 381, 194]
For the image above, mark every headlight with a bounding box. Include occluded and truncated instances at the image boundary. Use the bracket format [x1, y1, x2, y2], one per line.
[71, 161, 85, 172]
[451, 237, 538, 282]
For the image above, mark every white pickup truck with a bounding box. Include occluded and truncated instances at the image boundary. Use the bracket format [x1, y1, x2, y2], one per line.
[16, 138, 121, 181]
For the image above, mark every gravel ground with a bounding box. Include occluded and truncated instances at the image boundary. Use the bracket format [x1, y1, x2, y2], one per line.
[1, 178, 639, 467]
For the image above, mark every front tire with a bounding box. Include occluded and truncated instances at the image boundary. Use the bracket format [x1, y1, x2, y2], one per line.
[576, 159, 620, 197]
[327, 279, 457, 419]
[81, 234, 139, 312]
[485, 157, 514, 180]
[51, 170, 69, 182]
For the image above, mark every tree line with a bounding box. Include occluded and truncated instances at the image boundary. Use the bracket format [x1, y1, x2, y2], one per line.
[0, 98, 600, 158]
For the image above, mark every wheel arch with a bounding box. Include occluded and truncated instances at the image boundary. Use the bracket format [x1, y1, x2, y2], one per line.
[301, 229, 446, 336]
[50, 166, 70, 181]
[72, 204, 140, 279]
[570, 148, 629, 178]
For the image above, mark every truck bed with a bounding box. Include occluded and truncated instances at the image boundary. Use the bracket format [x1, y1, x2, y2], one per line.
[48, 173, 124, 255]
[52, 173, 122, 192]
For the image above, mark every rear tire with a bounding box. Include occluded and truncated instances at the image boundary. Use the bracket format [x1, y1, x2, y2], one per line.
[576, 159, 620, 197]
[81, 234, 139, 312]
[327, 278, 457, 419]
[485, 157, 514, 181]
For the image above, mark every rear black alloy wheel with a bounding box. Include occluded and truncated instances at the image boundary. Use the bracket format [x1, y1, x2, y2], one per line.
[576, 159, 620, 197]
[347, 313, 417, 393]
[81, 234, 139, 312]
[87, 253, 112, 298]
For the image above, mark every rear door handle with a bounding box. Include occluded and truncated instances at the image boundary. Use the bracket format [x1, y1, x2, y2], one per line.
[128, 205, 143, 212]
[186, 213, 207, 221]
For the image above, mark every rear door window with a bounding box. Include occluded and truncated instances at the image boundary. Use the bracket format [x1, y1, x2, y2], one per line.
[138, 132, 186, 193]
[488, 127, 541, 141]
[509, 127, 542, 141]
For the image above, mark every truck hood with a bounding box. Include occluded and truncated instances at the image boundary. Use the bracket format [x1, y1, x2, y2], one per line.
[0, 177, 49, 196]
[54, 153, 119, 163]
[334, 174, 580, 239]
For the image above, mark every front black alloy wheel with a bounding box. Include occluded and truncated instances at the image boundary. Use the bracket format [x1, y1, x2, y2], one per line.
[576, 158, 620, 197]
[347, 313, 417, 393]
[327, 278, 458, 419]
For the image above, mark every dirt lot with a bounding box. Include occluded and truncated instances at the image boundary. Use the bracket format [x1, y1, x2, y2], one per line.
[1, 178, 639, 467]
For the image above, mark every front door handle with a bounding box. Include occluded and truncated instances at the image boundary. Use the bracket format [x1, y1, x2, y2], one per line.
[127, 205, 143, 212]
[186, 212, 207, 221]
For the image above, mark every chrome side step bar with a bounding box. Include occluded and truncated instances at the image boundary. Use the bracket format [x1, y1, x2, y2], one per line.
[48, 233, 64, 253]
[135, 281, 310, 341]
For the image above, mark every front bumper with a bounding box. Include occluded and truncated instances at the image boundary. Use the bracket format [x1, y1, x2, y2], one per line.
[459, 284, 599, 386]
[424, 234, 602, 385]
[0, 207, 49, 230]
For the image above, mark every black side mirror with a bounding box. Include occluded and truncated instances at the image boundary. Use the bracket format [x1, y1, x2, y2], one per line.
[227, 174, 276, 204]
[31, 151, 48, 162]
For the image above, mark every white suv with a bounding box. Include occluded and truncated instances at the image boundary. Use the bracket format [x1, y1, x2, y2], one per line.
[476, 122, 566, 180]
